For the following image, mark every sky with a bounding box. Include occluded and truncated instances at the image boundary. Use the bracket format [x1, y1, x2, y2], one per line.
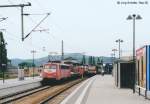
[0, 0, 150, 59]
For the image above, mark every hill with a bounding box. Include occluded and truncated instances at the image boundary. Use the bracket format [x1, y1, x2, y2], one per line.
[11, 53, 113, 67]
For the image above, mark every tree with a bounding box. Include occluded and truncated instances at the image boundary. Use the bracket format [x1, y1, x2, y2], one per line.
[88, 56, 92, 65]
[92, 56, 96, 66]
[97, 57, 101, 65]
[81, 55, 86, 65]
[101, 59, 103, 65]
[0, 32, 7, 72]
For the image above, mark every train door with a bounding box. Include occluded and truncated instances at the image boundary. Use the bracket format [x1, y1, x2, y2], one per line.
[56, 64, 61, 80]
[60, 65, 71, 78]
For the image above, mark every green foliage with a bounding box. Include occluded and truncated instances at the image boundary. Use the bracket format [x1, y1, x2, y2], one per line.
[92, 56, 96, 65]
[18, 62, 35, 69]
[101, 59, 103, 64]
[0, 32, 7, 72]
[81, 55, 86, 65]
[88, 56, 96, 65]
[97, 57, 101, 64]
[88, 56, 91, 65]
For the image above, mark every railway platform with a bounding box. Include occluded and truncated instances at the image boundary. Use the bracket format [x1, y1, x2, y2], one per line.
[0, 76, 42, 97]
[61, 75, 150, 104]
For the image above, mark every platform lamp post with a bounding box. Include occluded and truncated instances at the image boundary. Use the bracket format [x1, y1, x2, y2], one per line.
[31, 50, 36, 79]
[1, 64, 6, 83]
[127, 14, 142, 93]
[115, 39, 123, 59]
[110, 53, 115, 62]
[112, 49, 117, 59]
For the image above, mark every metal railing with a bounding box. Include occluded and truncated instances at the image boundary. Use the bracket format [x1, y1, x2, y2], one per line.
[136, 85, 148, 99]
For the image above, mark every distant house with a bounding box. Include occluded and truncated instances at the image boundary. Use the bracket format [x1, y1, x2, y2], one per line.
[23, 67, 42, 77]
[6, 60, 18, 78]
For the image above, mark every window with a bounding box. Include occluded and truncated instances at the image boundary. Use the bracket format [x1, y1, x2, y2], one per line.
[49, 65, 57, 69]
[60, 65, 69, 70]
[44, 65, 57, 72]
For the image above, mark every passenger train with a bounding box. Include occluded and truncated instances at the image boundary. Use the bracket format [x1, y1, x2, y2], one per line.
[41, 61, 97, 82]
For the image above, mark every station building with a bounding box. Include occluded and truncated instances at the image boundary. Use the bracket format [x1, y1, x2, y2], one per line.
[136, 45, 150, 95]
[113, 56, 134, 88]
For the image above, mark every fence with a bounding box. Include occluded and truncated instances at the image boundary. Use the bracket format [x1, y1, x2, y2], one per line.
[0, 71, 18, 80]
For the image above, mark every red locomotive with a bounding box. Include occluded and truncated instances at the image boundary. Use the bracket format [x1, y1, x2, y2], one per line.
[42, 63, 71, 80]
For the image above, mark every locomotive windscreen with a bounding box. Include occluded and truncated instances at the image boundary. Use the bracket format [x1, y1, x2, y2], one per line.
[44, 65, 57, 72]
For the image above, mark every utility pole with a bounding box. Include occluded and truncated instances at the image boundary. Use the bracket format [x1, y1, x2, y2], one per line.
[0, 3, 31, 41]
[31, 50, 36, 79]
[61, 40, 64, 60]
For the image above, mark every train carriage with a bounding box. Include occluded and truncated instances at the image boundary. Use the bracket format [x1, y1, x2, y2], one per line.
[86, 65, 97, 75]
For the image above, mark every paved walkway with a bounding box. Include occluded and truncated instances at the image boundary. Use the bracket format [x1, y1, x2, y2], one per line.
[86, 75, 149, 104]
[0, 76, 42, 89]
[0, 76, 42, 97]
[61, 75, 150, 104]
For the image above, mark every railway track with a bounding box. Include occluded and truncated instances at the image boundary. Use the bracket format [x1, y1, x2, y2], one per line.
[11, 78, 86, 104]
[39, 79, 84, 104]
[0, 86, 51, 104]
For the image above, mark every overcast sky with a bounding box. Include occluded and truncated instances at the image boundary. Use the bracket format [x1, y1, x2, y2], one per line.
[0, 0, 150, 59]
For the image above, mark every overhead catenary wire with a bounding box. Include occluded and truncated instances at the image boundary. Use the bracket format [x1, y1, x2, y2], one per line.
[7, 0, 22, 11]
[24, 13, 51, 16]
[4, 30, 46, 54]
[0, 17, 8, 22]
[6, 0, 51, 42]
[0, 13, 51, 54]
[4, 0, 49, 41]
[4, 0, 85, 57]
[23, 13, 50, 40]
[0, 1, 50, 58]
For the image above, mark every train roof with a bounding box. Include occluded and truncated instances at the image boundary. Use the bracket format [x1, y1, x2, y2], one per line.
[44, 62, 70, 66]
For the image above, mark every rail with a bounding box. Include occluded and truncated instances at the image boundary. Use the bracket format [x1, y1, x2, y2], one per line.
[39, 79, 84, 104]
[0, 77, 87, 104]
[0, 86, 51, 104]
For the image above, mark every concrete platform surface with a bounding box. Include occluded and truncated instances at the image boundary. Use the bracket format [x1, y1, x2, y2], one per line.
[0, 76, 42, 97]
[0, 76, 42, 89]
[61, 75, 150, 104]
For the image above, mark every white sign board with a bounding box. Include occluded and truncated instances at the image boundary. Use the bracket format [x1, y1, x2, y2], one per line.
[18, 68, 24, 80]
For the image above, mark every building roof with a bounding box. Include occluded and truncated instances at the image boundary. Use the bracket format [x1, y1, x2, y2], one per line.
[114, 56, 133, 63]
